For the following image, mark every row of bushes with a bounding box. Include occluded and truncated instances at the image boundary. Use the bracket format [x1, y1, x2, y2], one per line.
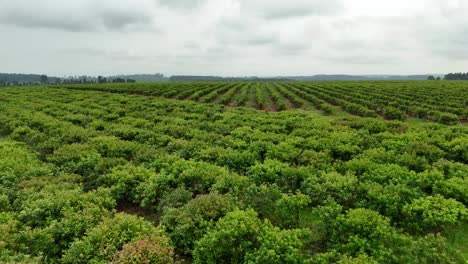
[1, 86, 466, 263]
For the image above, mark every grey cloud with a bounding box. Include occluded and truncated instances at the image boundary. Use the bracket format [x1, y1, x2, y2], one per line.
[215, 18, 279, 47]
[209, 0, 343, 54]
[242, 0, 345, 19]
[157, 0, 206, 11]
[0, 0, 156, 32]
[183, 42, 201, 50]
[261, 5, 335, 20]
[434, 47, 468, 60]
[319, 8, 468, 65]
[216, 25, 277, 47]
[68, 48, 103, 57]
[397, 8, 468, 61]
[1, 0, 467, 76]
[246, 35, 277, 46]
[67, 47, 162, 61]
[426, 31, 468, 60]
[1, 16, 92, 32]
[275, 43, 310, 55]
[318, 54, 401, 65]
[98, 8, 153, 31]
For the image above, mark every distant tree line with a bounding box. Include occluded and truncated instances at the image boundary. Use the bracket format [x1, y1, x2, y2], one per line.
[0, 72, 173, 86]
[426, 76, 441, 80]
[0, 73, 137, 87]
[169, 75, 293, 82]
[444, 72, 468, 80]
[0, 73, 59, 83]
[97, 76, 135, 84]
[109, 73, 167, 82]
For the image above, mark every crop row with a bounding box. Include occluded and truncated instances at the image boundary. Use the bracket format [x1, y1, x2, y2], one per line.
[61, 81, 468, 124]
[0, 86, 467, 262]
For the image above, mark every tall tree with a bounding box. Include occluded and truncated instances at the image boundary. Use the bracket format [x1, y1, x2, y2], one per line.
[40, 74, 48, 83]
[98, 76, 107, 84]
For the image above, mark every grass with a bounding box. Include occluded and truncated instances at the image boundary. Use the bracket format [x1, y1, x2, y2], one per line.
[445, 223, 468, 261]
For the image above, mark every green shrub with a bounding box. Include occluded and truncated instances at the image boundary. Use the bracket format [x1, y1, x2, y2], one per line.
[437, 112, 459, 125]
[403, 195, 468, 234]
[159, 193, 236, 254]
[193, 209, 308, 264]
[62, 213, 155, 263]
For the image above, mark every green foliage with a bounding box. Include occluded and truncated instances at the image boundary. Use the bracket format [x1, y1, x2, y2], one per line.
[327, 208, 420, 263]
[403, 195, 468, 234]
[100, 164, 157, 202]
[222, 149, 258, 174]
[359, 163, 416, 185]
[159, 193, 236, 254]
[157, 187, 193, 212]
[0, 83, 467, 263]
[0, 141, 51, 194]
[295, 150, 332, 168]
[172, 160, 230, 195]
[135, 172, 173, 209]
[438, 112, 459, 125]
[47, 143, 101, 187]
[275, 192, 311, 228]
[0, 212, 27, 262]
[383, 107, 406, 121]
[356, 182, 421, 221]
[58, 81, 467, 124]
[433, 177, 468, 204]
[248, 159, 303, 190]
[444, 222, 468, 261]
[62, 213, 155, 263]
[48, 144, 100, 172]
[90, 135, 140, 159]
[193, 209, 308, 264]
[409, 234, 466, 264]
[336, 254, 379, 264]
[302, 171, 358, 207]
[210, 172, 251, 197]
[446, 137, 468, 162]
[13, 175, 115, 259]
[244, 184, 283, 223]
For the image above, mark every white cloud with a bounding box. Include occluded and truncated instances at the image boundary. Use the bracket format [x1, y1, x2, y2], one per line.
[0, 0, 467, 76]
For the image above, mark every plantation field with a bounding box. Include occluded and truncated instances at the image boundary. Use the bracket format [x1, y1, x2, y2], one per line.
[65, 81, 468, 124]
[0, 84, 467, 263]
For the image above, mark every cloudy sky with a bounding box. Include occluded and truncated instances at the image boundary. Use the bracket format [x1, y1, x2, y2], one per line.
[0, 0, 467, 76]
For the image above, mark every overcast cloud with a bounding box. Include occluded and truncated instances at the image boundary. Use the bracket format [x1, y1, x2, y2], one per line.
[0, 0, 467, 76]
